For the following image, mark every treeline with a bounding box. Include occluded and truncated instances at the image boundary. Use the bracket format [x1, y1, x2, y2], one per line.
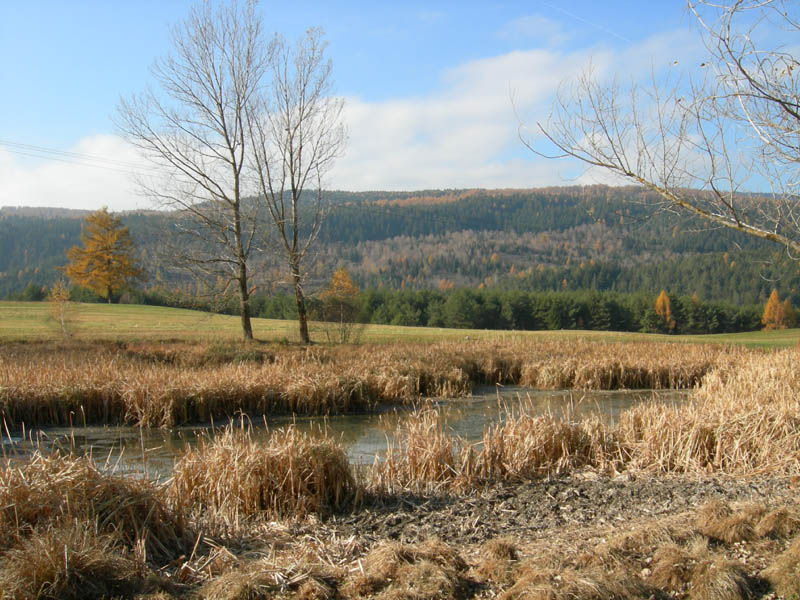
[255, 288, 762, 335]
[3, 186, 796, 306]
[13, 282, 761, 335]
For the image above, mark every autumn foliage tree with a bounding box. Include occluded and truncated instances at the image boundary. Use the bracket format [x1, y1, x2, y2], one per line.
[317, 267, 364, 344]
[654, 289, 676, 331]
[762, 288, 796, 330]
[62, 208, 142, 303]
[47, 279, 72, 338]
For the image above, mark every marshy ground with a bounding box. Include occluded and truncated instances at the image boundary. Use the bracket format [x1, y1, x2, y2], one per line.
[1, 322, 800, 598]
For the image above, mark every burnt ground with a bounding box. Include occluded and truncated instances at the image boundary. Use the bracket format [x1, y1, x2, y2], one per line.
[259, 471, 800, 600]
[317, 471, 796, 548]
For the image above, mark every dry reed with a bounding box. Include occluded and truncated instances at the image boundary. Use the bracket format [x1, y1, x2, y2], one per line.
[618, 348, 800, 475]
[0, 339, 730, 428]
[498, 565, 648, 600]
[688, 557, 752, 600]
[169, 425, 357, 530]
[373, 347, 800, 492]
[0, 451, 187, 561]
[0, 522, 140, 600]
[762, 536, 800, 598]
[344, 539, 467, 600]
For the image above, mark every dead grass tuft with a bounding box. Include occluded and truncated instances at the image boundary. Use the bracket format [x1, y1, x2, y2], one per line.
[498, 566, 648, 600]
[689, 557, 751, 600]
[199, 558, 335, 600]
[473, 538, 519, 585]
[170, 425, 356, 530]
[370, 409, 464, 493]
[199, 570, 275, 600]
[755, 507, 800, 539]
[762, 536, 800, 599]
[483, 537, 519, 561]
[648, 544, 695, 592]
[345, 539, 467, 599]
[696, 502, 767, 544]
[0, 451, 187, 561]
[378, 559, 462, 600]
[0, 522, 140, 600]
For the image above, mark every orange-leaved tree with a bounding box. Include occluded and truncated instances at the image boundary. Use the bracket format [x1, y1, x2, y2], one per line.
[62, 207, 142, 303]
[654, 289, 676, 331]
[762, 288, 796, 330]
[318, 268, 363, 344]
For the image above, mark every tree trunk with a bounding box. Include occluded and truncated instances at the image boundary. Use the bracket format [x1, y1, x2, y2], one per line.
[292, 269, 310, 344]
[238, 261, 254, 341]
[107, 286, 112, 304]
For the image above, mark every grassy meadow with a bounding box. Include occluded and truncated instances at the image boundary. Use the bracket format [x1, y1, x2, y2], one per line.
[2, 300, 800, 599]
[3, 300, 799, 346]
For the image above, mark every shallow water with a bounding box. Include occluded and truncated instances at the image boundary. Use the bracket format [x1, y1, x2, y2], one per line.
[1, 387, 686, 479]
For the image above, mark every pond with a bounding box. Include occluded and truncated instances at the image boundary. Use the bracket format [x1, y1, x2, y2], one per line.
[1, 387, 687, 479]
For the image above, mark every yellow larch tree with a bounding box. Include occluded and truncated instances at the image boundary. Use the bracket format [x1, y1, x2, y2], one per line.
[654, 289, 676, 331]
[762, 289, 782, 330]
[319, 268, 363, 344]
[62, 207, 142, 303]
[762, 289, 796, 330]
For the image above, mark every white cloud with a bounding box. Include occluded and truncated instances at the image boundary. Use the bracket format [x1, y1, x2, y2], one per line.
[0, 135, 147, 211]
[0, 27, 707, 210]
[330, 27, 705, 192]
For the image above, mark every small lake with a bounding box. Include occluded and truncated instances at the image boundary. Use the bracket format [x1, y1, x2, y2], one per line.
[1, 387, 687, 479]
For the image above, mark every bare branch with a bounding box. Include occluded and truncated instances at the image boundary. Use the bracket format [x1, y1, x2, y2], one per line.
[530, 1, 800, 258]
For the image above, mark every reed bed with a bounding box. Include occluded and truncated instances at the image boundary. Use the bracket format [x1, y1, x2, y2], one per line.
[0, 523, 141, 600]
[371, 406, 620, 493]
[617, 347, 800, 475]
[0, 339, 732, 428]
[372, 347, 800, 491]
[169, 425, 357, 530]
[0, 451, 188, 561]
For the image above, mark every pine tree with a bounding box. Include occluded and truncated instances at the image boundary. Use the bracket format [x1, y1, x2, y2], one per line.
[62, 208, 142, 302]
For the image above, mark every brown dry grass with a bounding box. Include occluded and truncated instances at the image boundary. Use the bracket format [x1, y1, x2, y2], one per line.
[0, 451, 187, 561]
[498, 565, 648, 600]
[648, 544, 695, 592]
[372, 348, 800, 493]
[344, 539, 468, 600]
[198, 558, 335, 600]
[619, 348, 800, 475]
[473, 538, 519, 585]
[169, 425, 357, 530]
[695, 501, 770, 544]
[0, 522, 140, 600]
[0, 338, 730, 428]
[762, 536, 800, 598]
[689, 557, 752, 600]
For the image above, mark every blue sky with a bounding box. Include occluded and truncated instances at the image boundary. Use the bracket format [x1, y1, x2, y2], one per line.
[0, 1, 701, 210]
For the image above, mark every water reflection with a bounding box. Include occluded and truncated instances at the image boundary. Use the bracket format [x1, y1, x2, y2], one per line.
[2, 387, 686, 479]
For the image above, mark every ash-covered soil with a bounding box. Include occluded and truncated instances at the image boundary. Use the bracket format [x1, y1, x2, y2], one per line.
[316, 472, 795, 548]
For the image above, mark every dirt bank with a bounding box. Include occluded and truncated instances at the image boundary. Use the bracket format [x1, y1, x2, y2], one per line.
[319, 471, 796, 547]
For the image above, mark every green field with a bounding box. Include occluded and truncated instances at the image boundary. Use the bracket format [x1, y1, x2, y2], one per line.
[2, 300, 798, 347]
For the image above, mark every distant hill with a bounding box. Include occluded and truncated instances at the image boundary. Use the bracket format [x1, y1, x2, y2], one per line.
[0, 206, 91, 219]
[2, 185, 798, 305]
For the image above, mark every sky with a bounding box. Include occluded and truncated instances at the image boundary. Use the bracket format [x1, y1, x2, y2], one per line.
[0, 1, 705, 211]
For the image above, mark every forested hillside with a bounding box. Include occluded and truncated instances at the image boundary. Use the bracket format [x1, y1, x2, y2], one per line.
[2, 185, 798, 307]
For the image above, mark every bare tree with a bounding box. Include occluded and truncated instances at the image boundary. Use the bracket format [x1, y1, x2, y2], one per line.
[248, 28, 345, 344]
[531, 1, 800, 257]
[116, 1, 272, 340]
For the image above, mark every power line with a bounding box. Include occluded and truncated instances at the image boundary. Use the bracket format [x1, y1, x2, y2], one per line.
[0, 138, 157, 175]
